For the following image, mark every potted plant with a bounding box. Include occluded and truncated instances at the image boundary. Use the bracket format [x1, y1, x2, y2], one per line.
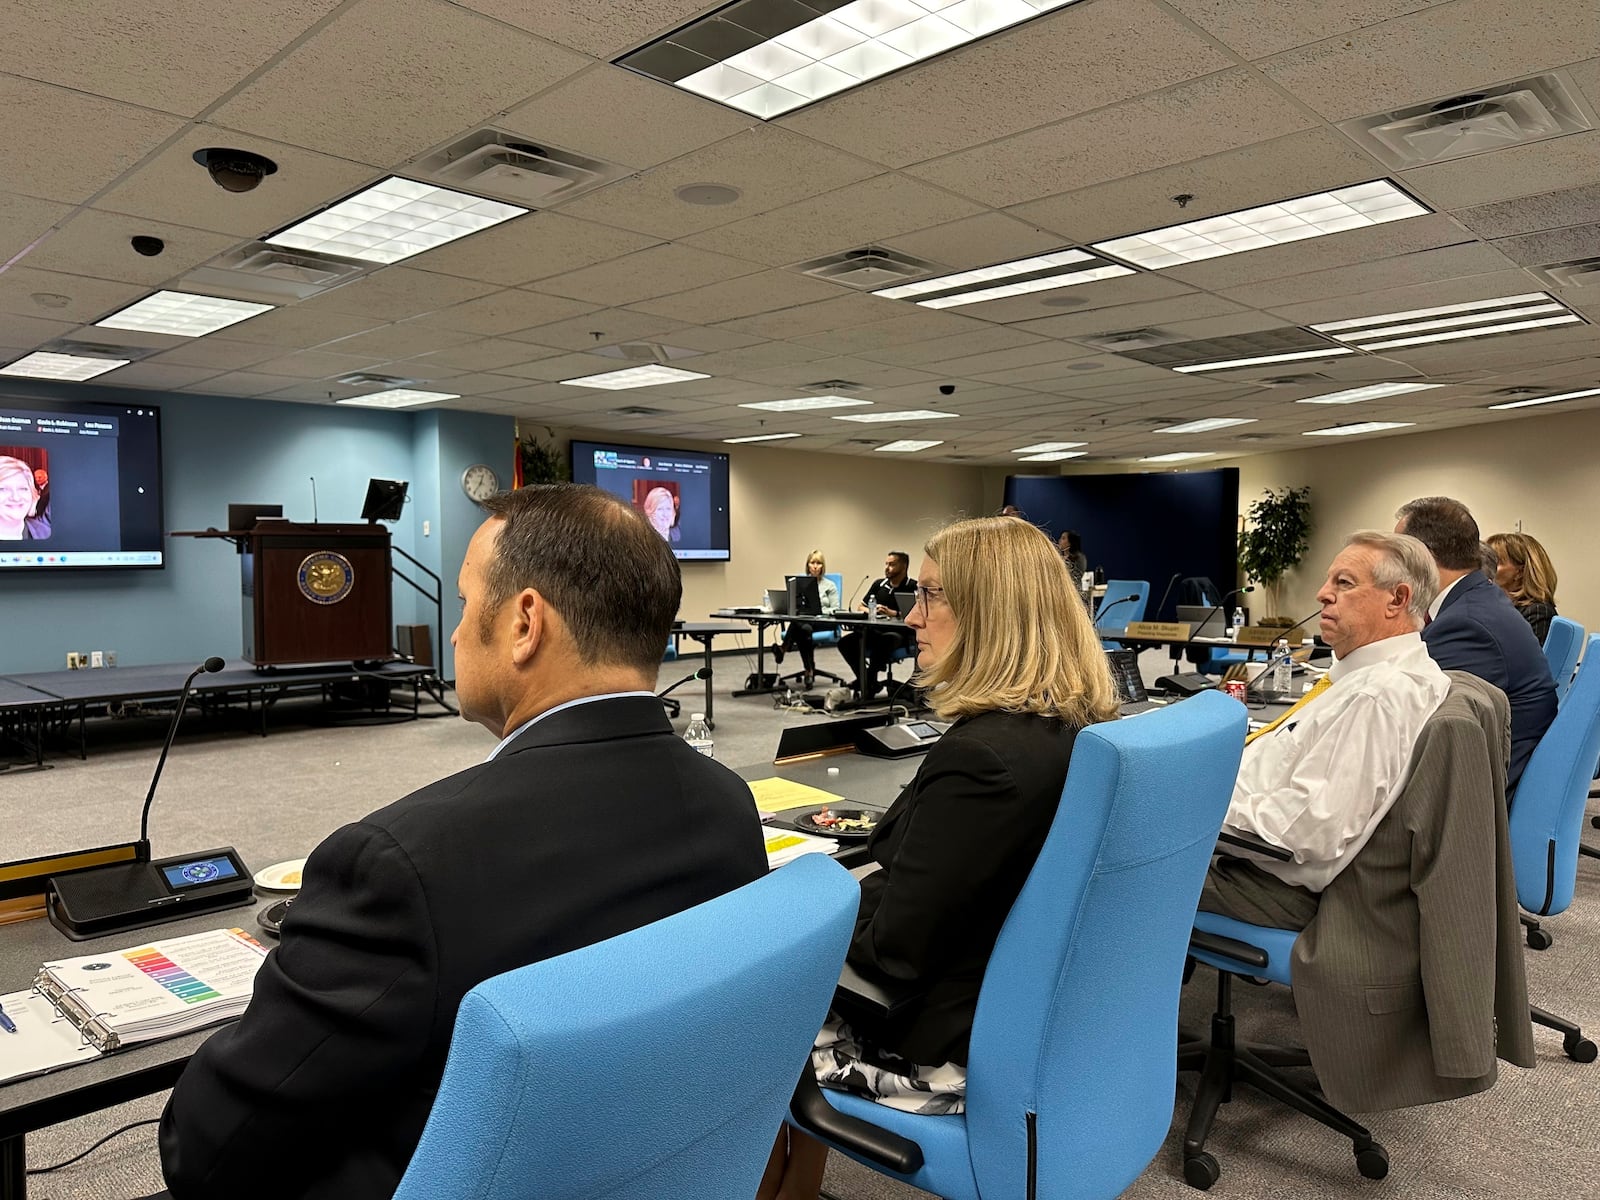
[517, 425, 568, 485]
[1237, 486, 1312, 624]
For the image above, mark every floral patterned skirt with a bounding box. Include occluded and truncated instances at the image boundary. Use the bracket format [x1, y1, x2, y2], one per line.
[811, 1015, 967, 1115]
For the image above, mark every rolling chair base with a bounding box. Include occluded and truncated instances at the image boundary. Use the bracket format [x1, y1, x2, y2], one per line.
[1531, 1004, 1598, 1063]
[1177, 971, 1388, 1191]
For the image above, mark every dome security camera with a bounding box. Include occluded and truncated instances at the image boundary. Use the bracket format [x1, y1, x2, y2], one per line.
[131, 235, 165, 257]
[192, 147, 279, 194]
[939, 384, 956, 396]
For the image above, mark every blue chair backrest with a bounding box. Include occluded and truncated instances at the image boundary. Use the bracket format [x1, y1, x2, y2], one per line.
[392, 854, 858, 1200]
[965, 692, 1247, 1200]
[813, 573, 845, 645]
[1542, 616, 1583, 706]
[1509, 633, 1600, 917]
[1094, 580, 1150, 635]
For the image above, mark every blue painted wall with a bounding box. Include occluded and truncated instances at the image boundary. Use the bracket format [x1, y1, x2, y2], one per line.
[1, 380, 512, 678]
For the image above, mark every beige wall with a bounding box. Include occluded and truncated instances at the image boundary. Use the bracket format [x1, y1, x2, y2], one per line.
[1213, 408, 1599, 634]
[548, 427, 987, 615]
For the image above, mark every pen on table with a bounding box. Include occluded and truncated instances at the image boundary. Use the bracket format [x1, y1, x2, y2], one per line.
[0, 1000, 16, 1034]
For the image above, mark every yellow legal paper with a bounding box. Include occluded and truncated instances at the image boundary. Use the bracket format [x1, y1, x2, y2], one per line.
[746, 777, 846, 812]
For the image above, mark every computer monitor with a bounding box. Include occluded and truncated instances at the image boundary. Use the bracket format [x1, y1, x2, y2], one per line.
[361, 478, 408, 523]
[786, 574, 821, 616]
[1176, 604, 1229, 639]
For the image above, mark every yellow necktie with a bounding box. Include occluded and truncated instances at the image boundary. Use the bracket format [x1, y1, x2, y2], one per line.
[1245, 676, 1333, 745]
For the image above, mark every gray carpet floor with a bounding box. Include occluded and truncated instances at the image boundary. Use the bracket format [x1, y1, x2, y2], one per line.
[3, 642, 1596, 1199]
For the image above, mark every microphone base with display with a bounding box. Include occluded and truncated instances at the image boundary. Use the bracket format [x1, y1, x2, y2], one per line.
[46, 846, 255, 941]
[1156, 674, 1217, 697]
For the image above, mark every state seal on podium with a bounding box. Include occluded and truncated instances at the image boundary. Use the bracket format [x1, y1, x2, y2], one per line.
[297, 551, 354, 605]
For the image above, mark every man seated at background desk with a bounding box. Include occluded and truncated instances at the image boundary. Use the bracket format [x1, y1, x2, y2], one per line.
[1201, 531, 1449, 928]
[154, 485, 767, 1200]
[837, 550, 918, 701]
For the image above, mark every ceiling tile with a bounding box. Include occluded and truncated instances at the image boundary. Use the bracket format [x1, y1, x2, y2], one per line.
[646, 324, 769, 353]
[1488, 223, 1600, 266]
[714, 293, 908, 340]
[1163, 0, 1449, 60]
[945, 272, 1197, 326]
[19, 209, 241, 287]
[1261, 267, 1541, 324]
[0, 0, 344, 115]
[1011, 293, 1247, 340]
[1402, 132, 1600, 211]
[781, 0, 1233, 167]
[415, 213, 660, 288]
[535, 243, 763, 305]
[513, 308, 689, 351]
[557, 126, 880, 239]
[1257, 0, 1600, 120]
[314, 320, 480, 359]
[209, 0, 590, 163]
[425, 289, 599, 336]
[182, 370, 306, 396]
[859, 325, 1047, 367]
[406, 338, 567, 371]
[905, 70, 1316, 208]
[681, 174, 985, 266]
[213, 306, 381, 347]
[294, 269, 499, 321]
[629, 270, 848, 324]
[1453, 181, 1600, 239]
[1218, 242, 1521, 308]
[0, 267, 146, 324]
[452, 0, 710, 57]
[0, 192, 72, 267]
[879, 213, 1066, 273]
[93, 125, 378, 239]
[248, 349, 392, 379]
[148, 338, 281, 370]
[0, 76, 185, 204]
[101, 361, 226, 390]
[499, 64, 754, 171]
[491, 351, 620, 382]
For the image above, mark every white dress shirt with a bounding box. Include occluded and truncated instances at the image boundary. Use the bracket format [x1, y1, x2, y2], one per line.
[1224, 631, 1449, 892]
[1428, 574, 1466, 622]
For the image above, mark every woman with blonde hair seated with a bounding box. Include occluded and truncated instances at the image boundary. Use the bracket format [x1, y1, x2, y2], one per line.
[1488, 531, 1560, 643]
[758, 516, 1120, 1200]
[773, 549, 839, 689]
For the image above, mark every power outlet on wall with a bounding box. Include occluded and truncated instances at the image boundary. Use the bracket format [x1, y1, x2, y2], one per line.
[423, 520, 431, 537]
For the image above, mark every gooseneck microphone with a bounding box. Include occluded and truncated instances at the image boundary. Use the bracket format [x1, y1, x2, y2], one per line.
[1095, 593, 1141, 629]
[138, 656, 226, 854]
[850, 573, 873, 611]
[1245, 607, 1325, 701]
[1196, 585, 1255, 636]
[309, 476, 319, 524]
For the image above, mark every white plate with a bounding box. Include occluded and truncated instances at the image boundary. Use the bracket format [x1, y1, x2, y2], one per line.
[254, 858, 306, 892]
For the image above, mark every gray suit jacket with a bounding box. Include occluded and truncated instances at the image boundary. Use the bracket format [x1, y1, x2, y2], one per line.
[1290, 672, 1536, 1111]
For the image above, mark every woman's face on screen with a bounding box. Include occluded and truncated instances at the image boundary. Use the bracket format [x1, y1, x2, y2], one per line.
[0, 467, 36, 529]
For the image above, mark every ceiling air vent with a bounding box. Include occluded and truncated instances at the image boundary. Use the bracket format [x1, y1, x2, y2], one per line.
[1339, 71, 1595, 168]
[184, 243, 369, 302]
[41, 338, 158, 363]
[412, 129, 618, 206]
[846, 438, 880, 446]
[1531, 256, 1600, 289]
[795, 246, 940, 291]
[612, 405, 669, 416]
[335, 372, 413, 389]
[1077, 328, 1176, 352]
[803, 379, 865, 393]
[593, 342, 704, 363]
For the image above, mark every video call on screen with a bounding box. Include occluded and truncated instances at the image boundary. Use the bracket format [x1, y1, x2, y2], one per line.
[571, 440, 731, 561]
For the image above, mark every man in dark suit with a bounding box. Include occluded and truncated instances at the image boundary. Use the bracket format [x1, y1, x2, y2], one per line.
[156, 485, 767, 1200]
[1396, 496, 1557, 791]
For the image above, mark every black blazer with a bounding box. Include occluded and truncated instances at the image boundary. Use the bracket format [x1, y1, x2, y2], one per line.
[1423, 571, 1557, 790]
[847, 709, 1082, 1067]
[159, 697, 767, 1200]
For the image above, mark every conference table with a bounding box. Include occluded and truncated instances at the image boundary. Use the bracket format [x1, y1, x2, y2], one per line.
[666, 621, 747, 727]
[708, 610, 913, 699]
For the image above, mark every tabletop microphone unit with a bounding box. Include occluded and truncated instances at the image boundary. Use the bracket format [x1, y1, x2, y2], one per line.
[47, 657, 256, 941]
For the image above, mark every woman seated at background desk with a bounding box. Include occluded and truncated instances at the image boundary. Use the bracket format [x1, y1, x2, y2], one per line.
[1488, 531, 1559, 644]
[772, 549, 839, 689]
[758, 516, 1120, 1200]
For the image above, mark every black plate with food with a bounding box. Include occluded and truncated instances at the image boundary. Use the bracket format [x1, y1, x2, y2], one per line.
[796, 807, 880, 840]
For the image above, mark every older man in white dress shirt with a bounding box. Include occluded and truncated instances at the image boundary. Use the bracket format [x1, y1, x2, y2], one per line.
[1201, 530, 1450, 929]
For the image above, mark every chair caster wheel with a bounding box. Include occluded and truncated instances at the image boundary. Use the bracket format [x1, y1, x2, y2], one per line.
[1563, 1032, 1597, 1063]
[1183, 1152, 1220, 1190]
[1355, 1144, 1390, 1179]
[1526, 927, 1554, 951]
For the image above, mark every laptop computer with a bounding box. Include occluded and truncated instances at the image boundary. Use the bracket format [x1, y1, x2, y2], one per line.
[892, 592, 917, 619]
[1175, 604, 1229, 639]
[764, 588, 790, 615]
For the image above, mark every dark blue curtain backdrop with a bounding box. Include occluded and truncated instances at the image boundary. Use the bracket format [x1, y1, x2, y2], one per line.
[1005, 469, 1241, 623]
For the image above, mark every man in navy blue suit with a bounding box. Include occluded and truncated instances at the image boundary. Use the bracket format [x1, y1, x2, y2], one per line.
[1396, 496, 1556, 792]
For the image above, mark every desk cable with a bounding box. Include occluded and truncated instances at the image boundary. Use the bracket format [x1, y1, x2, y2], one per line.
[26, 1117, 159, 1176]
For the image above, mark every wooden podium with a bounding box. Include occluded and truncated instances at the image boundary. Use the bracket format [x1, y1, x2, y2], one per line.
[240, 523, 392, 666]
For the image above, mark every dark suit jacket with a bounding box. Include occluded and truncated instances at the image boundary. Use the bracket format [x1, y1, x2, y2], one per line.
[1423, 570, 1556, 790]
[158, 696, 767, 1200]
[847, 709, 1082, 1066]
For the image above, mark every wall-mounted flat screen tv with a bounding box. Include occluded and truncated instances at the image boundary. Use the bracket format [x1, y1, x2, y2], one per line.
[569, 439, 730, 561]
[0, 394, 164, 571]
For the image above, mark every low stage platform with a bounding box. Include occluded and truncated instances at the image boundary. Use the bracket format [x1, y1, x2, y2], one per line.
[0, 659, 442, 770]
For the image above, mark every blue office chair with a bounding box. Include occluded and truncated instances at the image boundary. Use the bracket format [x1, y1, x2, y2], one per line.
[1095, 579, 1151, 650]
[1506, 633, 1600, 1061]
[1541, 616, 1583, 706]
[392, 854, 859, 1200]
[790, 691, 1247, 1200]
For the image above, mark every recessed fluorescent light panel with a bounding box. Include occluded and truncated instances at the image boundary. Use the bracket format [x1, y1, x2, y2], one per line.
[1156, 417, 1257, 434]
[0, 352, 129, 381]
[1139, 451, 1214, 462]
[1295, 382, 1443, 404]
[336, 389, 460, 409]
[873, 248, 1131, 308]
[95, 291, 273, 337]
[1012, 441, 1085, 453]
[1488, 386, 1600, 411]
[619, 0, 1089, 120]
[1303, 421, 1415, 436]
[739, 395, 871, 412]
[723, 432, 803, 442]
[832, 409, 958, 422]
[1171, 347, 1354, 374]
[1092, 181, 1429, 269]
[1018, 450, 1085, 461]
[266, 177, 526, 266]
[1311, 292, 1584, 351]
[875, 439, 943, 453]
[559, 365, 710, 390]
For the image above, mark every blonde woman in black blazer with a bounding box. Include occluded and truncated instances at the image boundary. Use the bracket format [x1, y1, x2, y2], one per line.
[759, 516, 1120, 1200]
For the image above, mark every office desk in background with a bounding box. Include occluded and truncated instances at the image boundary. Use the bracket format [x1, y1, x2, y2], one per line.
[668, 622, 746, 727]
[709, 611, 911, 698]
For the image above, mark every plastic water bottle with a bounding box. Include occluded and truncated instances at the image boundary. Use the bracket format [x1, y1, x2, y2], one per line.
[1231, 608, 1246, 641]
[684, 714, 714, 758]
[1270, 639, 1292, 696]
